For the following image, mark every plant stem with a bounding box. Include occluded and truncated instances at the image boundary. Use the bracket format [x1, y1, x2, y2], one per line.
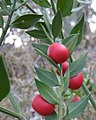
[0, 107, 24, 120]
[25, 4, 36, 13]
[0, 0, 16, 46]
[82, 83, 96, 110]
[50, 0, 57, 14]
[59, 85, 63, 120]
[40, 8, 53, 37]
[59, 68, 64, 120]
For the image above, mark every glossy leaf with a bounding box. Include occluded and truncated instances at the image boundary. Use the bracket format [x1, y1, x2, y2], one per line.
[66, 95, 89, 119]
[70, 15, 84, 46]
[35, 67, 59, 86]
[26, 29, 47, 39]
[45, 111, 58, 120]
[12, 14, 43, 29]
[70, 53, 87, 77]
[52, 10, 62, 38]
[32, 44, 59, 70]
[32, 0, 51, 8]
[0, 55, 10, 101]
[62, 34, 79, 54]
[57, 0, 73, 17]
[35, 79, 59, 104]
[0, 15, 4, 28]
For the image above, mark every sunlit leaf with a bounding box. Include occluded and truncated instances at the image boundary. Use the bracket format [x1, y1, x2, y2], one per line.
[65, 95, 89, 119]
[35, 79, 59, 104]
[70, 53, 87, 77]
[35, 67, 59, 86]
[62, 34, 79, 54]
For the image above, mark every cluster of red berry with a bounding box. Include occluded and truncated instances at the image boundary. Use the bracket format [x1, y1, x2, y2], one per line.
[32, 43, 83, 116]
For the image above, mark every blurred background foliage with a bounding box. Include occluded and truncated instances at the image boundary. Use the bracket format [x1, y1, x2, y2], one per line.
[0, 0, 96, 119]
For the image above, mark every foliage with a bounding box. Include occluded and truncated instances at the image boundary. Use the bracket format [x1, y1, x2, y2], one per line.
[0, 0, 96, 120]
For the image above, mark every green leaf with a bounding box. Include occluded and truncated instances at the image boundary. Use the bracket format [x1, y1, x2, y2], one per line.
[12, 14, 43, 29]
[8, 91, 22, 114]
[62, 34, 79, 54]
[91, 82, 96, 92]
[0, 0, 10, 15]
[57, 0, 73, 17]
[41, 38, 52, 45]
[5, 0, 11, 5]
[0, 8, 11, 16]
[41, 24, 54, 43]
[0, 55, 10, 101]
[45, 111, 58, 120]
[35, 22, 48, 31]
[70, 53, 87, 77]
[32, 0, 51, 8]
[35, 79, 59, 104]
[66, 95, 89, 119]
[32, 43, 59, 70]
[52, 10, 62, 38]
[32, 43, 48, 55]
[70, 15, 84, 46]
[26, 29, 47, 39]
[35, 67, 59, 86]
[0, 15, 4, 28]
[63, 68, 70, 92]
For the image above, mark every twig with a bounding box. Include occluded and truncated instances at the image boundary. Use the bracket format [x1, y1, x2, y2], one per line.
[0, 0, 16, 46]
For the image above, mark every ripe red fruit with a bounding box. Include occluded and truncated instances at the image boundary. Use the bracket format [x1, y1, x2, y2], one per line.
[72, 95, 81, 102]
[69, 72, 84, 90]
[47, 43, 69, 64]
[56, 61, 69, 76]
[32, 94, 55, 116]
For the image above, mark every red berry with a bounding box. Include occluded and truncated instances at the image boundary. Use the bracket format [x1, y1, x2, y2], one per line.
[56, 61, 69, 76]
[69, 72, 84, 90]
[62, 61, 69, 75]
[72, 96, 81, 102]
[47, 43, 69, 64]
[32, 94, 55, 116]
